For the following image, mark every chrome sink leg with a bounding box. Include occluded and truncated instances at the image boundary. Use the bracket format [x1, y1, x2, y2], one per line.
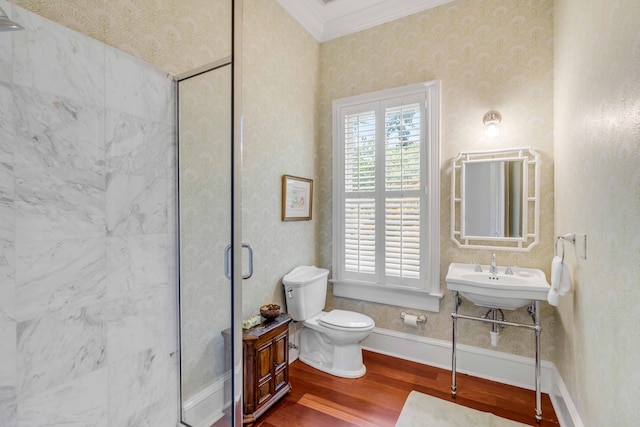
[451, 291, 458, 396]
[534, 300, 542, 422]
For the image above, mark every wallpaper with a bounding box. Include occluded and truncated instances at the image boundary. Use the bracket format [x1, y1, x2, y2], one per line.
[554, 0, 640, 424]
[240, 0, 320, 318]
[318, 0, 557, 360]
[12, 0, 231, 76]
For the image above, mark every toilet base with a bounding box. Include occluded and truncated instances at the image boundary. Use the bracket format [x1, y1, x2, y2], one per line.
[299, 354, 367, 378]
[298, 323, 369, 378]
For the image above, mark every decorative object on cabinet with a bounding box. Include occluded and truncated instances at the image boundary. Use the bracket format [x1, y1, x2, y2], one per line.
[451, 147, 540, 251]
[260, 304, 281, 320]
[242, 314, 292, 425]
[282, 175, 313, 221]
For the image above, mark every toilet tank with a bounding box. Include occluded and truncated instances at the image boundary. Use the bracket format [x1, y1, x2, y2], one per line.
[282, 266, 329, 321]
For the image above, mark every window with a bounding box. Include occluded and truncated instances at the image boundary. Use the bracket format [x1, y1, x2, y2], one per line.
[332, 81, 441, 312]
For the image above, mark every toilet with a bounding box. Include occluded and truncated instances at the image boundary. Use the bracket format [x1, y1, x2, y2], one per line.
[282, 265, 375, 378]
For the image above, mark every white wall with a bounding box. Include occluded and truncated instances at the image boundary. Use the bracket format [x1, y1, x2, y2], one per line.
[0, 2, 178, 426]
[554, 0, 640, 424]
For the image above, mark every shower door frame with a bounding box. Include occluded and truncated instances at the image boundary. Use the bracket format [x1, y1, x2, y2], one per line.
[175, 0, 244, 425]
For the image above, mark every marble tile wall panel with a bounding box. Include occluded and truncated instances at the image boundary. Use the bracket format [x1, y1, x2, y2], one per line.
[106, 286, 175, 361]
[16, 303, 107, 396]
[106, 174, 169, 237]
[0, 3, 15, 419]
[15, 238, 106, 322]
[17, 367, 108, 427]
[12, 6, 105, 105]
[13, 85, 105, 173]
[105, 109, 173, 178]
[14, 164, 106, 242]
[108, 348, 178, 426]
[105, 46, 174, 122]
[0, 1, 13, 84]
[0, 83, 12, 162]
[106, 234, 169, 301]
[0, 3, 178, 427]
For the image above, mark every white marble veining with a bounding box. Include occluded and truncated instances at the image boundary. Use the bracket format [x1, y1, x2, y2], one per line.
[14, 164, 106, 242]
[12, 6, 105, 106]
[15, 238, 106, 322]
[0, 309, 16, 394]
[106, 286, 175, 361]
[17, 367, 108, 427]
[105, 46, 174, 122]
[0, 1, 13, 84]
[106, 174, 168, 236]
[0, 83, 13, 163]
[106, 234, 169, 301]
[0, 3, 178, 426]
[0, 386, 16, 427]
[106, 109, 173, 178]
[108, 348, 178, 427]
[0, 162, 13, 288]
[17, 303, 107, 395]
[13, 85, 106, 173]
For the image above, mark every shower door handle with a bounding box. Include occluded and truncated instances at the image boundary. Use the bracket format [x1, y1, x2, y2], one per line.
[242, 243, 254, 280]
[224, 243, 254, 280]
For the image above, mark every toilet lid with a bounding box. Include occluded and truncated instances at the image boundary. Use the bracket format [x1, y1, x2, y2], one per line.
[319, 310, 374, 329]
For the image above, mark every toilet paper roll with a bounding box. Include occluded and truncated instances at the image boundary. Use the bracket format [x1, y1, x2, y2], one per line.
[403, 314, 419, 327]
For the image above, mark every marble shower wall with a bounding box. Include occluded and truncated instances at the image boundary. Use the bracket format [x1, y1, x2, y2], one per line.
[0, 2, 177, 426]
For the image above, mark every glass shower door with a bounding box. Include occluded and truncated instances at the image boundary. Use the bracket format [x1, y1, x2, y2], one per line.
[177, 62, 238, 427]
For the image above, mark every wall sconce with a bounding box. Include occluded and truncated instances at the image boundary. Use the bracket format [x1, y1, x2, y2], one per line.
[483, 110, 501, 138]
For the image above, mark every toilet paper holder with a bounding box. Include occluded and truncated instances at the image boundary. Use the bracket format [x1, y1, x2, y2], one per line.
[400, 312, 426, 323]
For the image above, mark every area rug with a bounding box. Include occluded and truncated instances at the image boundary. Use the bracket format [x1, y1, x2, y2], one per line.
[395, 391, 530, 427]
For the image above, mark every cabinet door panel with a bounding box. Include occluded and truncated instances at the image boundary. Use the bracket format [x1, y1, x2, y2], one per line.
[257, 379, 273, 405]
[256, 342, 273, 382]
[274, 331, 288, 369]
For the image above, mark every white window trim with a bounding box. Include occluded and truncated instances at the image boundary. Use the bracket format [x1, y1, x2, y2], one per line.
[331, 81, 442, 312]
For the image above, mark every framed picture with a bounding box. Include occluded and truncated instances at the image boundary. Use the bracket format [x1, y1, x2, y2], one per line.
[282, 175, 313, 221]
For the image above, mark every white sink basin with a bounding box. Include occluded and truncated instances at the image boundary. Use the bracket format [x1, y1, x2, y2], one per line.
[446, 263, 550, 310]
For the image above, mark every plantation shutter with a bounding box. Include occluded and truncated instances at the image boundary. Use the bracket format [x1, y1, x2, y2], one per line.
[344, 110, 376, 276]
[332, 81, 440, 310]
[384, 103, 422, 280]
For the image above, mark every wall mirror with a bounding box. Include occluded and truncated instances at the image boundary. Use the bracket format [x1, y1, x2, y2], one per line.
[451, 147, 540, 251]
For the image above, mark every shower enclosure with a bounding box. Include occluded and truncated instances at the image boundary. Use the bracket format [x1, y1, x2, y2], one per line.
[176, 1, 244, 426]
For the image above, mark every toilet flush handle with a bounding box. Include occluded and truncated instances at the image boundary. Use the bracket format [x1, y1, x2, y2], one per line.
[287, 288, 293, 299]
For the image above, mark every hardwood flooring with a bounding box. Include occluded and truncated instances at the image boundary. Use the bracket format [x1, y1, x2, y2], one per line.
[252, 350, 559, 427]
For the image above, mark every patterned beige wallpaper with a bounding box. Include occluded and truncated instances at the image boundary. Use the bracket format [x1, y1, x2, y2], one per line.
[12, 0, 231, 75]
[554, 0, 640, 424]
[240, 0, 320, 317]
[318, 0, 557, 360]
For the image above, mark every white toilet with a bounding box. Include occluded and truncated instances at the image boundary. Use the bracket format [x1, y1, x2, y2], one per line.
[282, 265, 375, 378]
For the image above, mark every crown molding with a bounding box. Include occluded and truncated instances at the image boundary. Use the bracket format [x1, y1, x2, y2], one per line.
[277, 0, 457, 42]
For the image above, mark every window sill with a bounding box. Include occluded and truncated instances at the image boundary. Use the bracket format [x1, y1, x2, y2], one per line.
[331, 280, 443, 313]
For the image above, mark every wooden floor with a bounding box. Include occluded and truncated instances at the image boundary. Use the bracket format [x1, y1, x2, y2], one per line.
[251, 350, 559, 427]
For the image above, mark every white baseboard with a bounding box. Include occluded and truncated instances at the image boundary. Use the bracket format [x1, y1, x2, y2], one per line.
[360, 327, 584, 427]
[182, 372, 230, 427]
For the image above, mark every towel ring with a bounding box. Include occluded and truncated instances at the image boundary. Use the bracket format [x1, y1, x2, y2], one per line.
[555, 233, 576, 262]
[555, 237, 565, 262]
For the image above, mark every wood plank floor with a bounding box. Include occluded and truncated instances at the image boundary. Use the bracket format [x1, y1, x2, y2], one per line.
[252, 350, 559, 427]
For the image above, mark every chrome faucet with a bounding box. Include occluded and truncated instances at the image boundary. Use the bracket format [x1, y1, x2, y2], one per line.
[489, 253, 498, 275]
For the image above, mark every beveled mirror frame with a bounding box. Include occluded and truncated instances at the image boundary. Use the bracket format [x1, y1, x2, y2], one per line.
[451, 147, 540, 251]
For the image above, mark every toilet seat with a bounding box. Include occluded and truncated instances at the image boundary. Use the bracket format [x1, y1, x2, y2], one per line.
[318, 309, 374, 332]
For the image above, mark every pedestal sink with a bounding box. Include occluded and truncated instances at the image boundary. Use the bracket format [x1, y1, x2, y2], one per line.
[445, 263, 550, 310]
[446, 262, 550, 423]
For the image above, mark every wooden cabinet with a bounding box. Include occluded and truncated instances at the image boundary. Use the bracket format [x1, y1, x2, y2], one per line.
[242, 314, 292, 425]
